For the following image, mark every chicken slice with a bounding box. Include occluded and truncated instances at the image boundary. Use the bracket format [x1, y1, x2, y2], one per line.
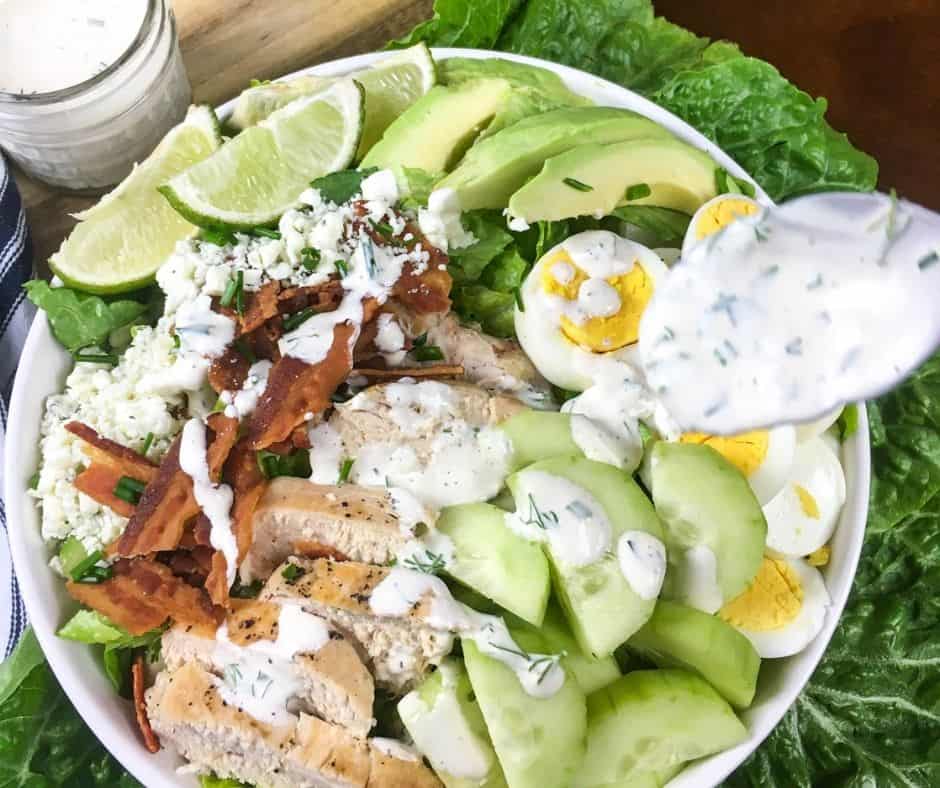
[161, 599, 374, 738]
[146, 662, 440, 788]
[241, 480, 410, 584]
[261, 558, 453, 693]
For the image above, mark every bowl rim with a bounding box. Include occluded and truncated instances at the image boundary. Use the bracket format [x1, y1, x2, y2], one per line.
[4, 46, 871, 788]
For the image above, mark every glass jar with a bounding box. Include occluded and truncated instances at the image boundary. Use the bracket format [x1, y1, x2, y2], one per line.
[0, 0, 191, 191]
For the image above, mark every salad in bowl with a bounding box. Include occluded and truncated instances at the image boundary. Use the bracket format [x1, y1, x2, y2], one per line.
[11, 45, 868, 788]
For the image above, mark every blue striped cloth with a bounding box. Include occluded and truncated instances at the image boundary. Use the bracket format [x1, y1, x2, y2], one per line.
[0, 154, 35, 657]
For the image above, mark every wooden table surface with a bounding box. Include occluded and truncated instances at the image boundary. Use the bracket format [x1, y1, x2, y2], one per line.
[15, 0, 939, 266]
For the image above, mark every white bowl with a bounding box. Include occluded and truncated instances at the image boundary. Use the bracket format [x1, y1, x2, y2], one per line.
[4, 47, 870, 788]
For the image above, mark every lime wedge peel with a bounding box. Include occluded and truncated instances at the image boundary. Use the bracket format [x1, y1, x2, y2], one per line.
[160, 79, 365, 231]
[49, 105, 223, 294]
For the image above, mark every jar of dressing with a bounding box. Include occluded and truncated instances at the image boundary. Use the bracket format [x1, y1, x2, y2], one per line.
[0, 0, 191, 191]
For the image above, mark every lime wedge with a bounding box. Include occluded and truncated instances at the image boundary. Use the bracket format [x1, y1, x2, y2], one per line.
[354, 43, 437, 157]
[49, 105, 222, 294]
[161, 79, 364, 230]
[230, 75, 333, 131]
[226, 44, 436, 159]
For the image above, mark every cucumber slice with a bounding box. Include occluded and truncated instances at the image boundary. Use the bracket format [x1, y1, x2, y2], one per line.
[399, 659, 507, 788]
[463, 639, 586, 788]
[499, 411, 580, 470]
[629, 600, 760, 708]
[510, 601, 620, 694]
[507, 456, 665, 657]
[579, 669, 747, 787]
[438, 503, 550, 627]
[650, 442, 767, 611]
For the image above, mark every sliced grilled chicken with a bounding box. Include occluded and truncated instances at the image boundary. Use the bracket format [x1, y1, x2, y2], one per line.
[241, 480, 409, 583]
[146, 662, 440, 788]
[261, 558, 453, 693]
[161, 599, 375, 738]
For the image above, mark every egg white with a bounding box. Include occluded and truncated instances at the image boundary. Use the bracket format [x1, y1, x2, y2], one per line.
[732, 558, 830, 659]
[764, 437, 846, 558]
[746, 425, 797, 505]
[680, 194, 764, 260]
[514, 231, 669, 391]
[795, 406, 842, 443]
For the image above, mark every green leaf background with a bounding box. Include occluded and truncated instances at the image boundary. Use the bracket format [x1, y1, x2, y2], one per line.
[4, 1, 935, 786]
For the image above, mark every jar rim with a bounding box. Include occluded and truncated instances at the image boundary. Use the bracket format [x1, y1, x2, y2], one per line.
[0, 0, 161, 105]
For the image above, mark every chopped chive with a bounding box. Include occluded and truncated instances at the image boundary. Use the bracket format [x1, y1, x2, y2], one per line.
[256, 449, 311, 479]
[28, 472, 40, 489]
[562, 177, 593, 192]
[172, 332, 181, 349]
[713, 348, 728, 367]
[361, 237, 376, 277]
[140, 433, 154, 456]
[234, 270, 245, 315]
[234, 337, 257, 363]
[300, 247, 321, 271]
[337, 457, 354, 485]
[282, 563, 305, 584]
[230, 579, 263, 598]
[73, 348, 118, 365]
[370, 219, 394, 238]
[252, 227, 281, 240]
[75, 565, 112, 584]
[413, 345, 444, 362]
[200, 228, 236, 247]
[412, 332, 428, 348]
[918, 250, 939, 270]
[335, 259, 349, 277]
[220, 274, 239, 308]
[211, 397, 227, 414]
[283, 307, 316, 332]
[69, 550, 108, 582]
[249, 78, 271, 88]
[113, 476, 146, 505]
[785, 337, 804, 356]
[514, 287, 525, 312]
[625, 183, 652, 201]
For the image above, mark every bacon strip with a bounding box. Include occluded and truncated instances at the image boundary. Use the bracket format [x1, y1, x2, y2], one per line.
[206, 413, 239, 478]
[111, 437, 198, 557]
[247, 319, 363, 449]
[132, 654, 160, 753]
[224, 436, 268, 563]
[205, 551, 230, 608]
[208, 346, 250, 393]
[66, 558, 221, 636]
[73, 464, 138, 518]
[239, 281, 281, 334]
[66, 422, 158, 482]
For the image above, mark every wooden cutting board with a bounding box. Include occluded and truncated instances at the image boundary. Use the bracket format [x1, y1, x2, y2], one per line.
[14, 0, 433, 267]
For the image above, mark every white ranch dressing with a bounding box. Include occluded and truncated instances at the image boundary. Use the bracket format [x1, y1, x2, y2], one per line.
[504, 470, 612, 567]
[166, 294, 236, 391]
[561, 231, 636, 278]
[221, 360, 272, 420]
[374, 313, 407, 366]
[178, 419, 237, 586]
[369, 568, 565, 699]
[617, 531, 667, 600]
[213, 604, 331, 727]
[0, 0, 148, 94]
[669, 545, 724, 614]
[640, 192, 940, 434]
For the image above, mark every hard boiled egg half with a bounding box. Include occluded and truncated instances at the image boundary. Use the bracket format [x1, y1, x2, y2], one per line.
[719, 556, 830, 658]
[763, 436, 846, 559]
[515, 231, 669, 391]
[679, 426, 796, 505]
[681, 193, 764, 260]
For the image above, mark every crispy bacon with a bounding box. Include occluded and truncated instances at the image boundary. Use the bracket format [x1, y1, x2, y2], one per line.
[247, 317, 366, 449]
[393, 257, 452, 314]
[206, 413, 239, 478]
[66, 422, 158, 481]
[132, 654, 161, 753]
[164, 545, 214, 584]
[239, 281, 281, 334]
[73, 464, 138, 518]
[208, 347, 250, 393]
[66, 558, 221, 636]
[111, 437, 198, 557]
[351, 364, 465, 382]
[224, 436, 268, 563]
[205, 550, 230, 607]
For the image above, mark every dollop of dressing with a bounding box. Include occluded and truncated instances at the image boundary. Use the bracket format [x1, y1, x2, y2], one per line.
[213, 605, 331, 726]
[504, 470, 612, 567]
[640, 192, 940, 433]
[369, 568, 565, 699]
[617, 531, 667, 600]
[178, 419, 237, 585]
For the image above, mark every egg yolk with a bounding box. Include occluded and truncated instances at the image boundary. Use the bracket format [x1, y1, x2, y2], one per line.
[719, 557, 803, 632]
[807, 545, 831, 566]
[679, 430, 769, 478]
[695, 197, 760, 240]
[794, 484, 820, 518]
[540, 249, 654, 352]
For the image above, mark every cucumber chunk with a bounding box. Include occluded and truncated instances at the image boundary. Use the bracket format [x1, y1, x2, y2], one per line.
[438, 502, 551, 626]
[507, 456, 665, 657]
[499, 411, 581, 470]
[579, 669, 747, 787]
[463, 638, 586, 788]
[629, 600, 760, 708]
[650, 442, 766, 611]
[399, 659, 508, 788]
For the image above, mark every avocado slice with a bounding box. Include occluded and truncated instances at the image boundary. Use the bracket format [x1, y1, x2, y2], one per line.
[650, 442, 767, 611]
[361, 79, 512, 173]
[508, 137, 719, 222]
[628, 599, 761, 708]
[580, 669, 747, 787]
[440, 57, 590, 137]
[437, 106, 673, 210]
